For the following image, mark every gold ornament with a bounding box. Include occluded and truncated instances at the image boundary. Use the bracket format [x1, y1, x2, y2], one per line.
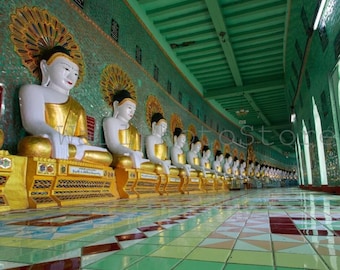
[100, 64, 135, 108]
[146, 95, 164, 128]
[170, 114, 183, 136]
[9, 6, 84, 84]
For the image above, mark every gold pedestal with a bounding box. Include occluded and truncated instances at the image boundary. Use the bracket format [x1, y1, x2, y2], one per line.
[183, 171, 204, 194]
[26, 157, 118, 208]
[204, 174, 215, 192]
[0, 150, 28, 211]
[115, 167, 162, 199]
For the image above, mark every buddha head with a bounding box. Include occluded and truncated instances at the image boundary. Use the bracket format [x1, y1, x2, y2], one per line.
[202, 145, 211, 158]
[173, 127, 186, 148]
[225, 153, 232, 164]
[151, 113, 167, 137]
[215, 150, 223, 162]
[190, 136, 201, 153]
[40, 46, 79, 94]
[112, 89, 136, 121]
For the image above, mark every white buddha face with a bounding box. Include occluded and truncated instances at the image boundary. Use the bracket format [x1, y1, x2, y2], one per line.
[117, 100, 136, 122]
[47, 56, 79, 93]
[204, 149, 211, 158]
[176, 133, 186, 148]
[192, 141, 201, 153]
[154, 120, 167, 137]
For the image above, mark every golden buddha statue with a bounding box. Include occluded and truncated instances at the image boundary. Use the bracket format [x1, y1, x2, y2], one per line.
[103, 89, 155, 171]
[17, 46, 112, 166]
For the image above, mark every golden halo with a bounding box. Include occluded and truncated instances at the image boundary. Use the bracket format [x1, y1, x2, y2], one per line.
[146, 95, 164, 129]
[223, 144, 230, 155]
[240, 152, 245, 161]
[233, 148, 238, 158]
[9, 6, 84, 84]
[201, 134, 208, 147]
[100, 64, 136, 108]
[213, 140, 221, 156]
[187, 124, 196, 144]
[170, 114, 183, 136]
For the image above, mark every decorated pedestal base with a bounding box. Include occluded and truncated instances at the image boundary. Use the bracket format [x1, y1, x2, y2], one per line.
[204, 174, 215, 192]
[26, 157, 118, 208]
[230, 176, 241, 190]
[115, 167, 162, 199]
[182, 171, 205, 194]
[214, 176, 225, 192]
[0, 150, 28, 212]
[162, 168, 185, 195]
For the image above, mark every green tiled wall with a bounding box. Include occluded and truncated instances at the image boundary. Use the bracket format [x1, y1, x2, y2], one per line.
[0, 0, 294, 169]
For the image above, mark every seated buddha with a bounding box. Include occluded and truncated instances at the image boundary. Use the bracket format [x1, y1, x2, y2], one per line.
[200, 145, 214, 173]
[232, 156, 240, 177]
[212, 150, 224, 177]
[223, 153, 233, 176]
[17, 46, 112, 166]
[170, 128, 191, 176]
[145, 113, 172, 174]
[187, 136, 205, 176]
[103, 90, 154, 170]
[247, 160, 255, 178]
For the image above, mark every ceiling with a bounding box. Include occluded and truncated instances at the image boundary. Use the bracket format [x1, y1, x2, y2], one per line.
[126, 0, 294, 154]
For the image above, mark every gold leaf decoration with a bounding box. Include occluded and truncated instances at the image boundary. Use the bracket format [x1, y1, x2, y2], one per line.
[213, 140, 221, 156]
[201, 134, 208, 147]
[9, 6, 84, 83]
[224, 144, 230, 155]
[170, 114, 183, 135]
[187, 124, 196, 144]
[100, 64, 135, 108]
[146, 95, 164, 128]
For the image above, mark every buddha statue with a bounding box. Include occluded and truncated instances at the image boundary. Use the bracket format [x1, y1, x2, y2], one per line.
[170, 128, 191, 176]
[103, 89, 153, 170]
[186, 136, 204, 175]
[200, 145, 214, 173]
[232, 156, 240, 177]
[212, 150, 224, 177]
[247, 160, 255, 177]
[145, 113, 172, 174]
[223, 153, 233, 176]
[254, 161, 261, 178]
[17, 46, 112, 166]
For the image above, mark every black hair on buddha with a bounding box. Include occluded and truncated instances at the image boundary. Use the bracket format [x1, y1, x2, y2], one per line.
[233, 156, 238, 162]
[40, 46, 71, 61]
[113, 89, 134, 103]
[225, 153, 230, 159]
[249, 160, 253, 164]
[202, 145, 210, 152]
[215, 150, 222, 158]
[173, 127, 183, 137]
[151, 113, 165, 126]
[240, 159, 245, 164]
[190, 136, 199, 144]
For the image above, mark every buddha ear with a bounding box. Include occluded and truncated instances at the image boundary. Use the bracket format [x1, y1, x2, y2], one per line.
[151, 122, 156, 134]
[113, 101, 119, 118]
[40, 60, 50, 86]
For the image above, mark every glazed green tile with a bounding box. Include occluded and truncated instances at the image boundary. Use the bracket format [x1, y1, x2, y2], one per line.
[228, 250, 273, 266]
[167, 236, 204, 246]
[275, 253, 329, 269]
[125, 257, 180, 270]
[85, 254, 142, 269]
[117, 244, 161, 256]
[150, 245, 194, 259]
[175, 259, 225, 270]
[224, 264, 274, 270]
[141, 236, 173, 245]
[186, 247, 230, 262]
[157, 230, 185, 238]
[321, 255, 340, 269]
[180, 230, 211, 238]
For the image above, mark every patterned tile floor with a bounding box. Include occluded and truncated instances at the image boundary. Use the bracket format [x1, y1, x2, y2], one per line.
[1, 187, 340, 269]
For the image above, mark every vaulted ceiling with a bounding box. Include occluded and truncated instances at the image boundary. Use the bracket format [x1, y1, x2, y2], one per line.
[126, 0, 294, 154]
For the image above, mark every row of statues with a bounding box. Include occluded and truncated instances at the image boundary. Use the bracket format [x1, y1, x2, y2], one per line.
[16, 46, 294, 189]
